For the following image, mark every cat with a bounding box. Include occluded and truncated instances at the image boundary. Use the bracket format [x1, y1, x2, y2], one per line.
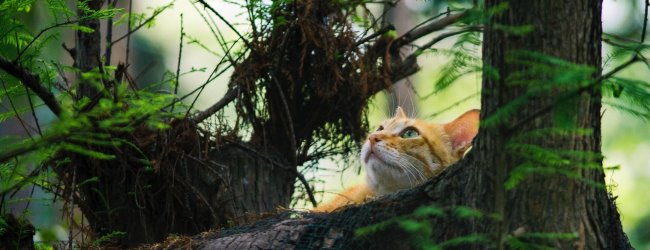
[313, 107, 479, 212]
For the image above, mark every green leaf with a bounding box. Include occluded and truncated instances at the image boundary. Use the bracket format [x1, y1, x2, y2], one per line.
[398, 219, 426, 232]
[70, 24, 95, 33]
[61, 143, 115, 160]
[454, 206, 483, 219]
[437, 234, 491, 248]
[413, 205, 445, 217]
[355, 219, 394, 237]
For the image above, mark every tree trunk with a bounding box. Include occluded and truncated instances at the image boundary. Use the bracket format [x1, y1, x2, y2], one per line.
[178, 1, 632, 249]
[75, 0, 104, 99]
[62, 127, 295, 246]
[474, 0, 627, 248]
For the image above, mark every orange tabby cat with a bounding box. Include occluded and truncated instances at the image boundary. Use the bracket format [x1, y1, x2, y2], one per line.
[313, 107, 479, 212]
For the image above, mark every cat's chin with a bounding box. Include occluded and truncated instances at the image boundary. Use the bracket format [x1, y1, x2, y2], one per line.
[364, 156, 411, 194]
[364, 154, 400, 173]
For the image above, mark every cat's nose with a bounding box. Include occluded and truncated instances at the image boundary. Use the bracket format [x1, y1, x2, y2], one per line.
[369, 134, 381, 143]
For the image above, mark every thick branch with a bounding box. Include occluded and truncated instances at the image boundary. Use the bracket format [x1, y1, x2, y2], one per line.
[0, 55, 62, 116]
[158, 156, 475, 248]
[388, 26, 480, 84]
[160, 150, 630, 250]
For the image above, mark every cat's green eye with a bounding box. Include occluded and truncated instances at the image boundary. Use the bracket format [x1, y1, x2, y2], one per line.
[401, 128, 419, 139]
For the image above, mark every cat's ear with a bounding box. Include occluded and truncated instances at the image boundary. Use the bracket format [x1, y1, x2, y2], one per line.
[394, 106, 407, 118]
[443, 109, 480, 157]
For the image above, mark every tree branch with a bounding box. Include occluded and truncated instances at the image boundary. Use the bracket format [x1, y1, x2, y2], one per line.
[389, 26, 482, 83]
[355, 24, 395, 46]
[171, 14, 184, 113]
[0, 133, 68, 164]
[161, 156, 474, 249]
[111, 3, 170, 45]
[14, 20, 79, 63]
[191, 86, 239, 124]
[1, 80, 34, 138]
[394, 11, 466, 47]
[0, 55, 62, 116]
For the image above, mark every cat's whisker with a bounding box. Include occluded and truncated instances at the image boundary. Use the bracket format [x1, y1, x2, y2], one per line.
[395, 159, 416, 186]
[401, 162, 419, 186]
[408, 162, 426, 183]
[396, 157, 418, 186]
[399, 154, 428, 182]
[397, 157, 424, 185]
[406, 84, 416, 118]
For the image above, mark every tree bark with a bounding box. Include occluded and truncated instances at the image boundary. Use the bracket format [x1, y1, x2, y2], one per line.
[175, 0, 632, 249]
[475, 0, 626, 248]
[75, 0, 104, 99]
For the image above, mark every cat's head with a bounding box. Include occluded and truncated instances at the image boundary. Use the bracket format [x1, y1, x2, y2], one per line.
[361, 107, 479, 195]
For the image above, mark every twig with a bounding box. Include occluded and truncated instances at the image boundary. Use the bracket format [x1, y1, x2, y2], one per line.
[1, 80, 33, 139]
[426, 92, 480, 118]
[355, 24, 395, 46]
[196, 0, 251, 49]
[356, 3, 393, 46]
[0, 55, 62, 116]
[0, 132, 67, 164]
[171, 14, 184, 113]
[602, 38, 634, 49]
[362, 11, 468, 85]
[23, 184, 36, 223]
[396, 26, 482, 82]
[0, 166, 44, 198]
[185, 39, 240, 118]
[191, 1, 226, 54]
[297, 171, 318, 208]
[270, 71, 297, 165]
[126, 0, 133, 65]
[104, 0, 118, 65]
[402, 8, 454, 38]
[68, 164, 77, 250]
[394, 11, 466, 47]
[191, 86, 239, 124]
[24, 85, 43, 136]
[53, 62, 74, 97]
[414, 26, 482, 55]
[13, 19, 19, 56]
[257, 8, 328, 204]
[192, 1, 237, 63]
[14, 19, 79, 63]
[127, 48, 244, 129]
[111, 3, 170, 45]
[173, 48, 247, 106]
